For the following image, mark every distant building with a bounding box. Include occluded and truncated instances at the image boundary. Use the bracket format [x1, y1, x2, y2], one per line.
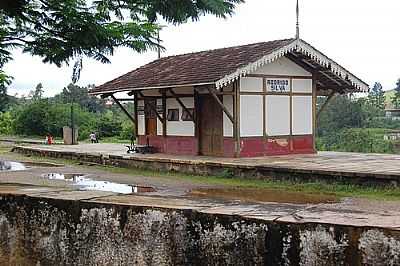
[384, 130, 400, 141]
[90, 38, 368, 157]
[385, 109, 400, 120]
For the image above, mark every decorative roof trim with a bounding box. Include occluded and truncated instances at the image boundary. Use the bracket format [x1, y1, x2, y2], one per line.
[89, 82, 215, 95]
[215, 39, 369, 92]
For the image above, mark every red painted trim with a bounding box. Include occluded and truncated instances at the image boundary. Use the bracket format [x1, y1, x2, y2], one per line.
[239, 135, 315, 157]
[291, 135, 315, 154]
[223, 138, 235, 157]
[138, 135, 315, 157]
[138, 135, 198, 155]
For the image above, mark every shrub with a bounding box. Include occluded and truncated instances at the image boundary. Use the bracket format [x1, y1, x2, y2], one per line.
[120, 120, 135, 140]
[0, 112, 13, 135]
[95, 110, 123, 138]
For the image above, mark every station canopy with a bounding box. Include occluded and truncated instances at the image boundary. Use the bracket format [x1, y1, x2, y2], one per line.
[90, 38, 369, 96]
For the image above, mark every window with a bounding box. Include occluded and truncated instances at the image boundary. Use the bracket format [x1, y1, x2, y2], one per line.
[167, 109, 179, 121]
[181, 108, 194, 121]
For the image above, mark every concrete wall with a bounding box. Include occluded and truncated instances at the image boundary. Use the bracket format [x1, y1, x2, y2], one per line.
[0, 194, 399, 265]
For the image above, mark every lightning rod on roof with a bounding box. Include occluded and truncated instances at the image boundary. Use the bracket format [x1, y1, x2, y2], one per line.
[296, 0, 300, 39]
[157, 29, 161, 59]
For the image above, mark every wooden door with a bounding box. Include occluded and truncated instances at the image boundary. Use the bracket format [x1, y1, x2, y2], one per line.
[198, 94, 223, 156]
[145, 99, 157, 136]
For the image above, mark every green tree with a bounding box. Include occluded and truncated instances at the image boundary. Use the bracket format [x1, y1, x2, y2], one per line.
[30, 83, 44, 101]
[0, 69, 12, 112]
[0, 0, 242, 82]
[0, 84, 8, 112]
[368, 82, 385, 111]
[0, 111, 13, 135]
[391, 79, 400, 109]
[53, 83, 105, 113]
[317, 95, 364, 137]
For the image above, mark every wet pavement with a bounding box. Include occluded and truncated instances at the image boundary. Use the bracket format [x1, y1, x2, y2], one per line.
[0, 152, 400, 230]
[189, 187, 339, 204]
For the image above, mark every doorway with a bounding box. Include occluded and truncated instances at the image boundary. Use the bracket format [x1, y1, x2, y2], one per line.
[198, 94, 223, 156]
[144, 99, 157, 136]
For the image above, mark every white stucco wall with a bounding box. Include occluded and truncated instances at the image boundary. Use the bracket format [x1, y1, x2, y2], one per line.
[166, 97, 195, 136]
[237, 56, 313, 137]
[265, 95, 290, 136]
[240, 77, 263, 92]
[292, 79, 312, 93]
[240, 95, 263, 137]
[137, 100, 145, 135]
[253, 56, 311, 76]
[223, 95, 234, 137]
[292, 96, 312, 135]
[157, 99, 163, 136]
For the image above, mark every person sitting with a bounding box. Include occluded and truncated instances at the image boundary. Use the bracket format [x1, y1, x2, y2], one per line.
[46, 134, 54, 145]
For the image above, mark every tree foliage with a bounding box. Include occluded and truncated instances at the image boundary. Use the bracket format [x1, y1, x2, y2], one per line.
[29, 82, 44, 101]
[391, 79, 400, 109]
[53, 83, 106, 113]
[2, 82, 132, 140]
[368, 82, 385, 111]
[0, 0, 242, 82]
[317, 93, 398, 153]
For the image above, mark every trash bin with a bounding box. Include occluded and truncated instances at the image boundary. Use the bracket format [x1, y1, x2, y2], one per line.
[63, 126, 78, 145]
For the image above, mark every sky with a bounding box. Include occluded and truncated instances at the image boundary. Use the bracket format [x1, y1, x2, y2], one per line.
[4, 0, 400, 97]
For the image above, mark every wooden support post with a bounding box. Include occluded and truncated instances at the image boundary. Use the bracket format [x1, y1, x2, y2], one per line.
[168, 88, 195, 122]
[110, 94, 137, 125]
[137, 92, 163, 122]
[234, 80, 241, 157]
[312, 75, 317, 151]
[316, 91, 336, 120]
[194, 89, 199, 138]
[133, 93, 138, 138]
[162, 90, 167, 136]
[206, 85, 234, 124]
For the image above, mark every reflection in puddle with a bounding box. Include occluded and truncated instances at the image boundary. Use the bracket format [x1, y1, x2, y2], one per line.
[189, 188, 338, 204]
[41, 173, 156, 194]
[0, 161, 26, 171]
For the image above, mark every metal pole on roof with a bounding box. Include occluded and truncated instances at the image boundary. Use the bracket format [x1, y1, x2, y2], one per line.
[157, 29, 161, 59]
[296, 0, 300, 39]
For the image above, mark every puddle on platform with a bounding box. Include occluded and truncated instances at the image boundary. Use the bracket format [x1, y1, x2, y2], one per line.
[41, 173, 156, 194]
[0, 161, 26, 171]
[189, 188, 338, 204]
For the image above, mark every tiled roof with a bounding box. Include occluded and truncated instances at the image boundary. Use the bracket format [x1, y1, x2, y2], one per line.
[90, 39, 295, 94]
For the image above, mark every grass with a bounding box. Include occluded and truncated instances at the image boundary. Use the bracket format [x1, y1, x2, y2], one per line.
[1, 143, 400, 201]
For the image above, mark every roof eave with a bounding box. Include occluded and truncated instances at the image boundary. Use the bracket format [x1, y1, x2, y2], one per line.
[89, 81, 216, 96]
[215, 39, 369, 93]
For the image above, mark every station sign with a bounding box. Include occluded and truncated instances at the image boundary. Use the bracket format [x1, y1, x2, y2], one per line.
[266, 79, 290, 92]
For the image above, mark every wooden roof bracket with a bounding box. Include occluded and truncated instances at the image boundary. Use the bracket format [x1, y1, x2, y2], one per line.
[317, 91, 336, 120]
[137, 91, 164, 123]
[100, 92, 113, 99]
[205, 85, 234, 124]
[168, 88, 195, 122]
[110, 94, 137, 125]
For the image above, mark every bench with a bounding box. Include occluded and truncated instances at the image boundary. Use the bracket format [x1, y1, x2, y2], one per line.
[126, 136, 156, 154]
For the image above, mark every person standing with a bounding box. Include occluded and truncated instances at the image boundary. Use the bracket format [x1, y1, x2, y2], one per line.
[89, 132, 98, 143]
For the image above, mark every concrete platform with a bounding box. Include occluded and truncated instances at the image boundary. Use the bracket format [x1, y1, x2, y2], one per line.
[12, 143, 400, 185]
[1, 183, 400, 230]
[1, 153, 400, 264]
